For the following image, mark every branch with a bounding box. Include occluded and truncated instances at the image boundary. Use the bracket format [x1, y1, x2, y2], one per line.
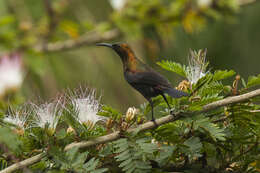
[34, 29, 121, 52]
[0, 154, 45, 173]
[202, 88, 260, 112]
[1, 88, 260, 173]
[238, 0, 258, 6]
[43, 0, 58, 40]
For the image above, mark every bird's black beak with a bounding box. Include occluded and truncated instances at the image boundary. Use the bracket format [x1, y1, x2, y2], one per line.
[96, 43, 113, 48]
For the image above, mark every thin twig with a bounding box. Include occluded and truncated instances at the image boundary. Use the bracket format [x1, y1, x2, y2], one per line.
[34, 29, 121, 52]
[213, 116, 228, 123]
[250, 110, 260, 113]
[1, 88, 260, 173]
[43, 0, 58, 40]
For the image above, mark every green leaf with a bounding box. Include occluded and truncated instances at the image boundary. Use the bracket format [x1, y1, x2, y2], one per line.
[183, 137, 203, 158]
[157, 60, 186, 77]
[119, 158, 133, 168]
[0, 127, 21, 153]
[192, 115, 226, 141]
[0, 158, 8, 170]
[115, 150, 131, 161]
[0, 15, 15, 27]
[213, 70, 236, 80]
[155, 146, 175, 166]
[98, 105, 121, 119]
[66, 146, 79, 162]
[56, 129, 67, 140]
[91, 168, 108, 173]
[241, 78, 247, 88]
[247, 74, 260, 88]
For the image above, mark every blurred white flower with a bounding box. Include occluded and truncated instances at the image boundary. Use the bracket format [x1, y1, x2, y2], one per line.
[32, 102, 61, 131]
[186, 49, 208, 85]
[0, 53, 24, 96]
[198, 0, 212, 8]
[4, 110, 28, 130]
[71, 89, 107, 126]
[109, 0, 127, 10]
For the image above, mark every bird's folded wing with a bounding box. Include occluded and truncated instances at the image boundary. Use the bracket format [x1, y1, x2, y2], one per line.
[125, 71, 172, 88]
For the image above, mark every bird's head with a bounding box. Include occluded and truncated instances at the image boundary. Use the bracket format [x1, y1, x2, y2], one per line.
[96, 43, 136, 64]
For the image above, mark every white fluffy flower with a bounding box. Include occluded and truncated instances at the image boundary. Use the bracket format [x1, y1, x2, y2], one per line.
[4, 111, 28, 130]
[71, 89, 107, 126]
[32, 102, 61, 130]
[109, 0, 127, 10]
[186, 49, 208, 85]
[0, 53, 23, 96]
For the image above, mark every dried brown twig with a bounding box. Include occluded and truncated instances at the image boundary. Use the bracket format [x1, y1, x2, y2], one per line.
[34, 29, 121, 52]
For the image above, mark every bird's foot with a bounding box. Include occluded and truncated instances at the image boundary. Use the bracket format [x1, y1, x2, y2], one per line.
[169, 108, 176, 115]
[151, 118, 158, 128]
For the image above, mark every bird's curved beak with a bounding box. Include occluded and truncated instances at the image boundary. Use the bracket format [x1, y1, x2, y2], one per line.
[96, 43, 113, 48]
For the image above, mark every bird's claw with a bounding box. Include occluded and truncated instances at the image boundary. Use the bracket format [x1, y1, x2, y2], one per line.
[169, 108, 176, 115]
[151, 119, 158, 128]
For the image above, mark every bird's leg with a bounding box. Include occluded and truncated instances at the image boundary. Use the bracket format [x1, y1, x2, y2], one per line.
[148, 99, 155, 121]
[161, 94, 174, 115]
[148, 99, 158, 126]
[161, 94, 171, 109]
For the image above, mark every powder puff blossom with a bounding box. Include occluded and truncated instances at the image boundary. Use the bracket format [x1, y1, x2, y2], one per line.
[4, 110, 28, 130]
[0, 53, 23, 96]
[70, 89, 107, 127]
[109, 0, 127, 10]
[3, 107, 30, 135]
[186, 49, 209, 85]
[32, 102, 61, 132]
[198, 0, 212, 8]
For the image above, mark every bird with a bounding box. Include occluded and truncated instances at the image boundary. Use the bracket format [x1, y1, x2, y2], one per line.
[96, 42, 189, 122]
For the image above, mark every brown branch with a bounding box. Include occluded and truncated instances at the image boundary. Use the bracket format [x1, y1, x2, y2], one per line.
[34, 29, 121, 53]
[202, 89, 260, 112]
[43, 0, 58, 40]
[1, 88, 260, 173]
[238, 0, 258, 6]
[0, 154, 46, 173]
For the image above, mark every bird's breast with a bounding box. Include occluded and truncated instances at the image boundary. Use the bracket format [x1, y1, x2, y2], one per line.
[124, 70, 137, 84]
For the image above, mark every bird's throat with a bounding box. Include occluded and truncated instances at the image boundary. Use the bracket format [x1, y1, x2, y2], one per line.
[123, 54, 137, 71]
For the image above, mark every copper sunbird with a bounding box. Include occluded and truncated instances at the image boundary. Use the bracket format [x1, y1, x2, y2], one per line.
[96, 43, 188, 122]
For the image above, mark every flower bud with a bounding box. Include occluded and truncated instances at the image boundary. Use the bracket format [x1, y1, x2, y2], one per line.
[125, 107, 138, 123]
[223, 85, 232, 94]
[46, 128, 55, 136]
[121, 122, 128, 131]
[106, 118, 114, 129]
[13, 128, 24, 136]
[176, 80, 190, 91]
[83, 120, 95, 130]
[67, 126, 76, 134]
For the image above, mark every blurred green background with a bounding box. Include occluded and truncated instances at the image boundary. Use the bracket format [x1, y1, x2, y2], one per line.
[0, 0, 259, 111]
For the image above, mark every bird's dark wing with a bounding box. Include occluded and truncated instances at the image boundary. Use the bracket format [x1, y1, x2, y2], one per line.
[125, 70, 189, 98]
[124, 70, 172, 88]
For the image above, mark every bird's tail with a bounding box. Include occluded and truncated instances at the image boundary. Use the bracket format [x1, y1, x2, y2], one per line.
[163, 88, 189, 98]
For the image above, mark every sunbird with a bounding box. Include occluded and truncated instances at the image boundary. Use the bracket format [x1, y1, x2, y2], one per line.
[96, 43, 188, 122]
